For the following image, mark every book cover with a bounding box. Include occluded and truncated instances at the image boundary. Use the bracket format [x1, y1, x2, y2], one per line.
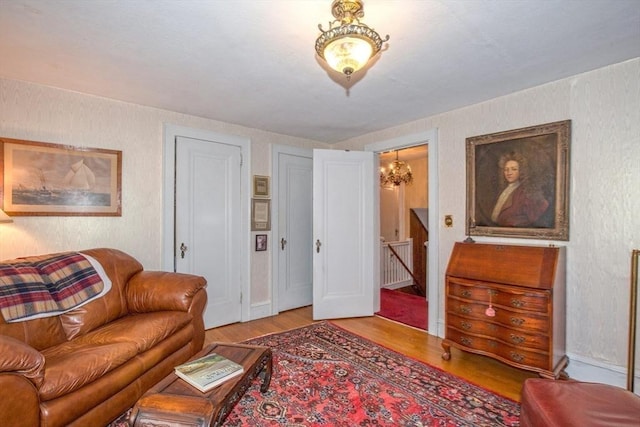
[174, 353, 244, 392]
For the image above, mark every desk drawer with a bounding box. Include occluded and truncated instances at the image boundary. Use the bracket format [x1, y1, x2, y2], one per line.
[448, 280, 550, 314]
[446, 313, 549, 351]
[446, 328, 551, 370]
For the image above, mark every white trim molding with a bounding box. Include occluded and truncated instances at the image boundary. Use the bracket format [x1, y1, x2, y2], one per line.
[365, 129, 440, 336]
[162, 123, 252, 323]
[566, 352, 639, 394]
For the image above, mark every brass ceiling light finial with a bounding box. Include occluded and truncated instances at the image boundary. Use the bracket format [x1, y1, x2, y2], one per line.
[315, 0, 390, 80]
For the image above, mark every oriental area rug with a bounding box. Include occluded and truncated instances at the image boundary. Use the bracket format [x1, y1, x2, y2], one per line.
[376, 288, 428, 330]
[110, 321, 519, 426]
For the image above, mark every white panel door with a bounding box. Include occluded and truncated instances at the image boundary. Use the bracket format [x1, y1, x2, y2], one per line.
[175, 136, 242, 328]
[312, 149, 379, 320]
[277, 152, 313, 311]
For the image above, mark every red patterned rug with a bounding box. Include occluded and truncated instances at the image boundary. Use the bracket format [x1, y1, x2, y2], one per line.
[376, 288, 428, 330]
[110, 321, 519, 426]
[226, 321, 518, 426]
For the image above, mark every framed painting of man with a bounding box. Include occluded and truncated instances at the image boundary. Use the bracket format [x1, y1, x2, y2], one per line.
[466, 120, 570, 240]
[1, 137, 122, 216]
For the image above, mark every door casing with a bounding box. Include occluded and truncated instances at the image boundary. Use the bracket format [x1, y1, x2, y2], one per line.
[162, 124, 251, 323]
[365, 129, 440, 336]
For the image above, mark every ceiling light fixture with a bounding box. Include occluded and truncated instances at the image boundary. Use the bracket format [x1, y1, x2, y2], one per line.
[380, 151, 413, 187]
[315, 0, 389, 80]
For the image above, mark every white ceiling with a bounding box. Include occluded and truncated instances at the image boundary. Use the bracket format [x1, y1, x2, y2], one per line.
[1, 0, 638, 144]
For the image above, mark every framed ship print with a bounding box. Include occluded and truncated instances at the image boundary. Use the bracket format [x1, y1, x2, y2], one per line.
[466, 120, 570, 240]
[0, 137, 122, 216]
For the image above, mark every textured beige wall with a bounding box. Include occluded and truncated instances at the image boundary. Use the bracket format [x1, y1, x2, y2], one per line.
[0, 78, 326, 305]
[335, 58, 640, 369]
[1, 58, 638, 369]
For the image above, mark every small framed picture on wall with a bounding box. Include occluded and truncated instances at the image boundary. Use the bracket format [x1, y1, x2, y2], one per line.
[255, 234, 268, 251]
[251, 198, 271, 231]
[253, 175, 270, 198]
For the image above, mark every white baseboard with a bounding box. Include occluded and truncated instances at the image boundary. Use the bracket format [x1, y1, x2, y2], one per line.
[381, 280, 412, 290]
[565, 353, 638, 392]
[249, 301, 272, 321]
[430, 322, 638, 393]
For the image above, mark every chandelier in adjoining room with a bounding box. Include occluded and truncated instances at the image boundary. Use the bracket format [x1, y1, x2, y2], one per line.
[315, 0, 389, 80]
[380, 151, 413, 186]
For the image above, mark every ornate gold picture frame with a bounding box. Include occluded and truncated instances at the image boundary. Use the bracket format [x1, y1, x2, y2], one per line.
[466, 120, 570, 240]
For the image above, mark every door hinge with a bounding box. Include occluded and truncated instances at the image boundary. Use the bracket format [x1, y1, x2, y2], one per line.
[240, 153, 243, 167]
[240, 292, 243, 304]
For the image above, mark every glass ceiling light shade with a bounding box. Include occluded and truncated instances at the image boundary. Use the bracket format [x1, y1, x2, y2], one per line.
[315, 0, 389, 79]
[380, 151, 413, 187]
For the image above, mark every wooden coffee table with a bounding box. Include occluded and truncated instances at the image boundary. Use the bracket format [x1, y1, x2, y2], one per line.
[129, 343, 272, 427]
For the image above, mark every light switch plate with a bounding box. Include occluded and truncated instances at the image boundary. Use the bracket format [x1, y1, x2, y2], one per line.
[444, 215, 453, 227]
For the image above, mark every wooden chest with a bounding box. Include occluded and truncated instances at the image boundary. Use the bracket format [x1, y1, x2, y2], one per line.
[442, 242, 568, 379]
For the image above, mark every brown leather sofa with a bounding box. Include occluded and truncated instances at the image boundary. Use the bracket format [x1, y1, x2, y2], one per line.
[0, 248, 207, 427]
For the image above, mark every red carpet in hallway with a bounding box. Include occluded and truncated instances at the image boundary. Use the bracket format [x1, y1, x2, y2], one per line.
[376, 288, 427, 330]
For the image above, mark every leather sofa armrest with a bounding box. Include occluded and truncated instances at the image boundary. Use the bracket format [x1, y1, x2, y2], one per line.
[0, 373, 40, 427]
[127, 271, 207, 313]
[0, 335, 45, 387]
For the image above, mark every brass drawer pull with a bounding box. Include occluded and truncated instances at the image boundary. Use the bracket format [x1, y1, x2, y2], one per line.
[510, 317, 525, 326]
[511, 299, 525, 308]
[510, 352, 525, 362]
[510, 334, 526, 344]
[488, 340, 497, 348]
[459, 305, 471, 314]
[460, 337, 473, 346]
[460, 321, 472, 330]
[461, 289, 472, 298]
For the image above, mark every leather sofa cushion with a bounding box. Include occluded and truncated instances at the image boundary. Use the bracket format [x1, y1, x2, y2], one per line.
[61, 249, 143, 340]
[0, 315, 68, 351]
[40, 311, 191, 400]
[40, 340, 138, 401]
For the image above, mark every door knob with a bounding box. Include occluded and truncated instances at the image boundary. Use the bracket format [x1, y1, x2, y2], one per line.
[281, 238, 287, 250]
[179, 243, 188, 259]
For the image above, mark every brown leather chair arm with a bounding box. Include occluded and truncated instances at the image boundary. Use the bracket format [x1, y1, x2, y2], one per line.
[0, 335, 45, 387]
[127, 271, 207, 313]
[0, 374, 40, 427]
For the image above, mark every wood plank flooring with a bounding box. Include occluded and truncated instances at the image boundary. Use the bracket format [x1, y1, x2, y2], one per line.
[204, 306, 536, 402]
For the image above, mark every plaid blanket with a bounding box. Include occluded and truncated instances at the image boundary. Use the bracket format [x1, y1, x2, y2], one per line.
[0, 252, 110, 322]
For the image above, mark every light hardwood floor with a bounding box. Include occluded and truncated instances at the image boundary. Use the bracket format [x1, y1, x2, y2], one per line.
[204, 306, 536, 402]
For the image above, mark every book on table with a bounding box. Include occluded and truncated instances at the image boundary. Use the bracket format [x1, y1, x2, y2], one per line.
[174, 353, 244, 392]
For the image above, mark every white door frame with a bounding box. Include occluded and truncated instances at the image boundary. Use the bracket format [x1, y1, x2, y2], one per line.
[271, 144, 313, 315]
[162, 124, 252, 322]
[365, 129, 440, 336]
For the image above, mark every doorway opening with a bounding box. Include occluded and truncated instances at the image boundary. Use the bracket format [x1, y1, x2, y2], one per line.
[377, 145, 429, 330]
